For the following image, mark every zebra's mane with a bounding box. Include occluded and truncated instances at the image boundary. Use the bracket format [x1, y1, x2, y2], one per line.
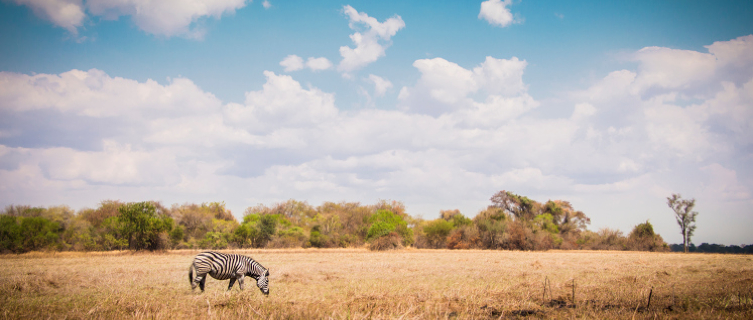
[240, 255, 266, 276]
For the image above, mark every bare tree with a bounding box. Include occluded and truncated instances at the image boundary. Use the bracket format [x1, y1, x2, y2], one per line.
[667, 194, 698, 253]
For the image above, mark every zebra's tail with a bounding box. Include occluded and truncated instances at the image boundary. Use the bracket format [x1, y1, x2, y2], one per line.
[188, 262, 194, 286]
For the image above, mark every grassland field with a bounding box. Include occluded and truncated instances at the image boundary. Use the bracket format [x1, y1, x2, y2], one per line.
[1, 249, 752, 319]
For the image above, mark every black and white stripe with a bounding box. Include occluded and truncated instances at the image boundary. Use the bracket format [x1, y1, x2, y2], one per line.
[189, 251, 270, 295]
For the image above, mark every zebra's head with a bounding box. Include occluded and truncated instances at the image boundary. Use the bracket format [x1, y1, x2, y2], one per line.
[256, 269, 270, 296]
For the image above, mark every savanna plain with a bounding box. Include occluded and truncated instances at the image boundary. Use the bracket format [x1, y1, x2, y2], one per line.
[1, 249, 752, 319]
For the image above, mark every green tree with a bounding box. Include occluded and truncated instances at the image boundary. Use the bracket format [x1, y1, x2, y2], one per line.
[257, 214, 278, 246]
[169, 224, 185, 247]
[367, 209, 413, 246]
[308, 225, 327, 248]
[667, 194, 698, 253]
[0, 215, 22, 252]
[423, 219, 454, 248]
[19, 217, 61, 251]
[117, 202, 173, 251]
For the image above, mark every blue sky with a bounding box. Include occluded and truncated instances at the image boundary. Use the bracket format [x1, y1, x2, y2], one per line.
[1, 0, 752, 245]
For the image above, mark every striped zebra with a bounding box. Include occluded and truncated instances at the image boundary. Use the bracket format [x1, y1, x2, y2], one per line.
[189, 251, 270, 295]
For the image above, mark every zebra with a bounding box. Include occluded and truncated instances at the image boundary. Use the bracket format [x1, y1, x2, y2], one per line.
[188, 251, 270, 295]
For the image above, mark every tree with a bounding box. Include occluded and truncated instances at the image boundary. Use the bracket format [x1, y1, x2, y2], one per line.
[117, 202, 173, 251]
[0, 215, 22, 252]
[667, 194, 698, 253]
[422, 219, 454, 248]
[367, 209, 413, 247]
[19, 217, 61, 251]
[490, 190, 538, 220]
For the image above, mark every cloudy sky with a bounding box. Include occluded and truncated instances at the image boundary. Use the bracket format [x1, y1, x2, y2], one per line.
[1, 0, 752, 245]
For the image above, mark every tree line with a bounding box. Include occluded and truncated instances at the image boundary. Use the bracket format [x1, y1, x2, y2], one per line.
[0, 190, 684, 253]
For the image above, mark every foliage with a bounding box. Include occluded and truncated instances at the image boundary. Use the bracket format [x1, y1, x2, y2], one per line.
[367, 232, 403, 251]
[20, 217, 62, 251]
[0, 215, 22, 252]
[667, 194, 699, 253]
[0, 192, 679, 253]
[670, 243, 753, 254]
[627, 221, 668, 252]
[421, 219, 454, 248]
[116, 202, 173, 251]
[366, 209, 413, 247]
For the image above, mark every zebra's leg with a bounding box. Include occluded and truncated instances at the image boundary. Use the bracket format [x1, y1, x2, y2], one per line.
[238, 276, 245, 291]
[199, 275, 207, 292]
[192, 269, 207, 291]
[227, 278, 236, 291]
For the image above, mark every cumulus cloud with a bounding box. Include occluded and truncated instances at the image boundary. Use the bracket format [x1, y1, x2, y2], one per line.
[478, 0, 521, 27]
[338, 5, 405, 73]
[262, 0, 271, 9]
[367, 74, 393, 96]
[224, 71, 338, 133]
[280, 55, 304, 72]
[10, 0, 248, 38]
[398, 56, 530, 116]
[86, 0, 248, 39]
[10, 0, 85, 34]
[0, 68, 221, 117]
[280, 55, 333, 72]
[306, 57, 333, 71]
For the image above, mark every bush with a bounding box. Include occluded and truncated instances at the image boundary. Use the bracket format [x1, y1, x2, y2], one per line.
[20, 217, 62, 251]
[503, 221, 535, 250]
[422, 219, 454, 249]
[627, 221, 668, 252]
[446, 226, 480, 249]
[366, 209, 413, 247]
[308, 225, 329, 248]
[368, 232, 403, 251]
[0, 215, 22, 253]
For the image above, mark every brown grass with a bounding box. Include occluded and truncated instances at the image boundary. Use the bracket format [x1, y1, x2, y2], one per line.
[1, 249, 752, 319]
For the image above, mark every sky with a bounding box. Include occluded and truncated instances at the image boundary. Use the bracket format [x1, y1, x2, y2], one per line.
[1, 0, 752, 245]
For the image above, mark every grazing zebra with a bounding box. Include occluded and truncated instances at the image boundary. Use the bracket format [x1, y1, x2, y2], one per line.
[189, 251, 270, 295]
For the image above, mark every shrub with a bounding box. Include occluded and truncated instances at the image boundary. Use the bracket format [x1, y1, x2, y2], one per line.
[368, 232, 403, 251]
[20, 217, 62, 251]
[627, 221, 668, 252]
[308, 225, 329, 248]
[0, 215, 22, 253]
[446, 226, 480, 249]
[422, 219, 454, 248]
[366, 209, 413, 246]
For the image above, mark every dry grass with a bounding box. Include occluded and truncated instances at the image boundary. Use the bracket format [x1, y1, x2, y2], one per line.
[1, 249, 752, 319]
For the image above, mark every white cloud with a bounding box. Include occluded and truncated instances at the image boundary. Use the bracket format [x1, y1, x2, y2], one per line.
[87, 0, 248, 39]
[11, 0, 85, 34]
[0, 68, 221, 117]
[367, 74, 393, 96]
[10, 0, 248, 38]
[224, 71, 338, 132]
[280, 55, 332, 72]
[571, 103, 597, 120]
[338, 5, 405, 73]
[412, 58, 477, 105]
[478, 0, 521, 27]
[306, 57, 333, 71]
[262, 0, 271, 9]
[280, 55, 304, 72]
[705, 35, 753, 68]
[473, 56, 528, 96]
[399, 56, 530, 116]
